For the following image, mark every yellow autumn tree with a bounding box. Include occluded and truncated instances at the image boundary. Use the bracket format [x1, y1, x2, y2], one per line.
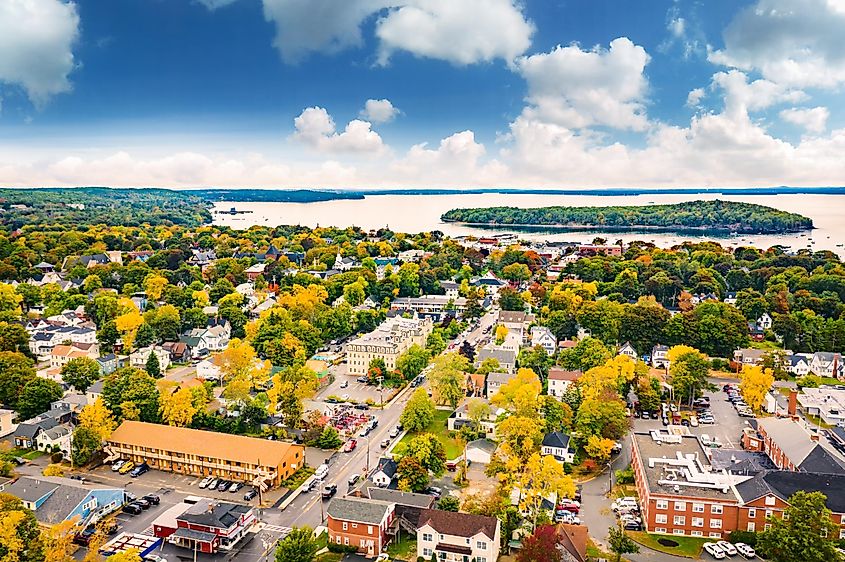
[115, 298, 143, 351]
[143, 274, 169, 301]
[275, 284, 328, 321]
[667, 344, 700, 364]
[0, 510, 28, 562]
[494, 325, 509, 345]
[585, 434, 616, 463]
[158, 383, 197, 427]
[192, 290, 210, 308]
[518, 453, 577, 530]
[107, 549, 142, 562]
[740, 364, 775, 412]
[78, 399, 117, 442]
[491, 368, 542, 417]
[213, 338, 270, 388]
[42, 518, 78, 562]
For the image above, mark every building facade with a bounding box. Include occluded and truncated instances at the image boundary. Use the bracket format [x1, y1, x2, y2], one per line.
[346, 316, 433, 375]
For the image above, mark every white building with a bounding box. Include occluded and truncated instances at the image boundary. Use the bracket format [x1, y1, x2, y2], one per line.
[651, 345, 670, 369]
[757, 313, 773, 330]
[417, 509, 500, 562]
[618, 341, 638, 360]
[547, 368, 581, 398]
[345, 316, 433, 375]
[541, 431, 576, 464]
[129, 346, 171, 371]
[530, 326, 557, 356]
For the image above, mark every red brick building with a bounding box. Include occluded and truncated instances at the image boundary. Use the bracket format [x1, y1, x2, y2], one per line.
[327, 497, 395, 557]
[153, 497, 255, 553]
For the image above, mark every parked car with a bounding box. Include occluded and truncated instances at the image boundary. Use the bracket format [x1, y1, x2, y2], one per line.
[244, 489, 258, 501]
[322, 484, 337, 499]
[380, 438, 391, 448]
[716, 541, 738, 556]
[130, 463, 149, 477]
[123, 503, 143, 515]
[425, 486, 442, 498]
[135, 498, 151, 510]
[389, 426, 400, 438]
[734, 543, 756, 558]
[111, 460, 125, 472]
[343, 439, 358, 452]
[229, 482, 243, 493]
[199, 476, 213, 489]
[703, 542, 726, 559]
[354, 403, 370, 410]
[208, 478, 220, 490]
[118, 461, 135, 475]
[348, 474, 360, 486]
[143, 494, 160, 505]
[340, 380, 348, 389]
[356, 376, 369, 383]
[217, 480, 231, 492]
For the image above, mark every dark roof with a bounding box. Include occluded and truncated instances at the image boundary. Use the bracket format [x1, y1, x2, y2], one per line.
[178, 502, 251, 529]
[367, 488, 435, 508]
[4, 477, 56, 502]
[542, 431, 572, 450]
[171, 528, 218, 543]
[557, 523, 588, 562]
[799, 446, 845, 474]
[326, 497, 393, 524]
[736, 470, 845, 513]
[436, 543, 472, 555]
[417, 509, 498, 539]
[374, 457, 397, 478]
[709, 449, 776, 475]
[831, 426, 845, 445]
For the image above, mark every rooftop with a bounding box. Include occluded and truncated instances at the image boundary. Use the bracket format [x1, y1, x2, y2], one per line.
[417, 508, 498, 539]
[326, 497, 393, 524]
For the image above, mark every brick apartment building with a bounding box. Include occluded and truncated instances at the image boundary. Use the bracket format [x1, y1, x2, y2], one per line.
[327, 497, 395, 557]
[631, 430, 845, 539]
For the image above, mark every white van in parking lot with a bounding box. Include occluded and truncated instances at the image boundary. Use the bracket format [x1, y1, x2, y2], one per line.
[315, 463, 329, 481]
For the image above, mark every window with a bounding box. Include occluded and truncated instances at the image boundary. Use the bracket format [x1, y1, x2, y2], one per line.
[691, 531, 703, 537]
[693, 503, 704, 513]
[439, 534, 444, 541]
[692, 518, 704, 527]
[711, 505, 723, 515]
[656, 500, 668, 510]
[367, 526, 373, 534]
[423, 548, 432, 557]
[342, 522, 348, 531]
[839, 528, 845, 540]
[673, 529, 685, 535]
[351, 523, 357, 529]
[344, 537, 349, 546]
[673, 516, 686, 525]
[655, 528, 667, 534]
[765, 510, 773, 519]
[747, 522, 756, 532]
[477, 541, 488, 550]
[477, 558, 487, 562]
[748, 508, 756, 519]
[335, 537, 341, 544]
[765, 496, 776, 506]
[423, 533, 433, 542]
[674, 501, 686, 511]
[765, 523, 772, 531]
[711, 519, 722, 529]
[709, 532, 723, 538]
[656, 514, 667, 524]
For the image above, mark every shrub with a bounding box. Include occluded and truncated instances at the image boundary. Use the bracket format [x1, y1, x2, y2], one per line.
[615, 466, 635, 485]
[327, 543, 357, 554]
[50, 452, 64, 464]
[728, 530, 757, 546]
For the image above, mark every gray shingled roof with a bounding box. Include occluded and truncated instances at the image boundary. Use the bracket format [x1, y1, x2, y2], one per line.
[736, 470, 845, 513]
[326, 497, 393, 524]
[367, 488, 435, 508]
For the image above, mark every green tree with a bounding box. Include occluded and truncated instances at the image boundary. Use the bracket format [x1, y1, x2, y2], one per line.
[400, 388, 436, 432]
[71, 426, 103, 466]
[608, 523, 640, 562]
[17, 378, 64, 420]
[396, 456, 430, 492]
[428, 353, 468, 409]
[400, 433, 447, 476]
[145, 352, 161, 378]
[0, 351, 36, 408]
[274, 526, 318, 562]
[0, 322, 32, 357]
[498, 287, 525, 311]
[102, 367, 161, 422]
[575, 397, 628, 440]
[315, 426, 342, 449]
[61, 357, 101, 393]
[668, 347, 711, 405]
[558, 337, 611, 372]
[367, 357, 387, 383]
[437, 496, 460, 512]
[758, 491, 841, 562]
[396, 344, 431, 380]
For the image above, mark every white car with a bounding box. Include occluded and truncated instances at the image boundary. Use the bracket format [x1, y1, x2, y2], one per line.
[703, 542, 726, 559]
[111, 460, 125, 472]
[734, 543, 756, 558]
[716, 541, 738, 556]
[339, 380, 348, 389]
[198, 476, 213, 489]
[689, 416, 699, 427]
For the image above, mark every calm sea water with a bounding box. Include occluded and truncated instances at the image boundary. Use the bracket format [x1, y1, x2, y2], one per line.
[212, 193, 845, 256]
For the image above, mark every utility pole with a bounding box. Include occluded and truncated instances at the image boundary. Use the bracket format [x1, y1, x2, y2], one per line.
[608, 462, 613, 495]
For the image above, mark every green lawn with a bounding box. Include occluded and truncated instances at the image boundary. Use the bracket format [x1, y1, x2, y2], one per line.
[398, 409, 463, 459]
[387, 534, 417, 560]
[7, 449, 44, 460]
[628, 532, 706, 558]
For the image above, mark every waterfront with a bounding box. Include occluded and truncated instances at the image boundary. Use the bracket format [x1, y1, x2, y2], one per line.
[212, 192, 845, 256]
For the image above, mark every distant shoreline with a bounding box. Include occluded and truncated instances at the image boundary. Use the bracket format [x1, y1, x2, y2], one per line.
[441, 220, 814, 236]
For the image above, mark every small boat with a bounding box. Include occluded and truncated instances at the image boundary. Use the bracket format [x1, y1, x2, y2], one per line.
[837, 243, 844, 247]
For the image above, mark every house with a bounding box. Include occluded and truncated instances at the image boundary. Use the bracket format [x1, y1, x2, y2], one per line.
[466, 439, 497, 465]
[372, 457, 397, 488]
[447, 399, 503, 438]
[129, 346, 171, 371]
[733, 348, 766, 367]
[346, 316, 433, 376]
[188, 249, 217, 268]
[756, 313, 773, 331]
[476, 348, 517, 375]
[810, 352, 843, 379]
[531, 326, 557, 356]
[49, 343, 99, 370]
[471, 274, 507, 299]
[541, 431, 576, 464]
[97, 353, 120, 376]
[244, 263, 266, 280]
[4, 476, 124, 526]
[651, 345, 670, 369]
[106, 421, 305, 487]
[465, 372, 486, 397]
[485, 371, 515, 399]
[439, 280, 460, 299]
[618, 341, 638, 360]
[555, 523, 589, 562]
[724, 292, 738, 305]
[86, 379, 105, 405]
[153, 497, 256, 553]
[0, 408, 15, 438]
[35, 425, 72, 457]
[416, 509, 500, 562]
[327, 497, 395, 557]
[161, 342, 191, 363]
[547, 368, 581, 398]
[334, 253, 358, 272]
[197, 358, 222, 381]
[12, 410, 70, 449]
[788, 354, 811, 376]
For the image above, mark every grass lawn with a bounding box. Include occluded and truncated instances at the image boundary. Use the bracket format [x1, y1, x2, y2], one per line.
[805, 413, 834, 429]
[280, 466, 315, 490]
[315, 554, 342, 562]
[8, 449, 44, 460]
[749, 340, 783, 350]
[587, 538, 631, 562]
[398, 409, 463, 459]
[387, 534, 417, 560]
[628, 532, 706, 558]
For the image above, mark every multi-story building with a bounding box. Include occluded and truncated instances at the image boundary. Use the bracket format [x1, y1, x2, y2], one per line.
[346, 316, 433, 375]
[390, 296, 468, 320]
[547, 368, 581, 398]
[416, 509, 500, 562]
[797, 387, 845, 426]
[155, 498, 255, 554]
[755, 417, 845, 473]
[327, 497, 395, 557]
[106, 421, 305, 488]
[531, 326, 557, 356]
[4, 476, 124, 526]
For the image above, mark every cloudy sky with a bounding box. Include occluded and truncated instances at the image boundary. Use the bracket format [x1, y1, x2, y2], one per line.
[1, 0, 844, 189]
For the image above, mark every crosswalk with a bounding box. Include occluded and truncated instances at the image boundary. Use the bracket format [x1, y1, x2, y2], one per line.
[262, 525, 292, 537]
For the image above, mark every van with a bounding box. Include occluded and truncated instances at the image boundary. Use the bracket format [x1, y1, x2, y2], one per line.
[315, 464, 329, 481]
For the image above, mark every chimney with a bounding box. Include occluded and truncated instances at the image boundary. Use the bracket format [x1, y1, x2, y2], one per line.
[810, 434, 820, 442]
[788, 390, 798, 416]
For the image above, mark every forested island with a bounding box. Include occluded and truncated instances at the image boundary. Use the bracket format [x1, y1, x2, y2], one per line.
[441, 200, 813, 234]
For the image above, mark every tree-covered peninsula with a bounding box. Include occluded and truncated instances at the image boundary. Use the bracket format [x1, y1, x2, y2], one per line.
[441, 200, 813, 234]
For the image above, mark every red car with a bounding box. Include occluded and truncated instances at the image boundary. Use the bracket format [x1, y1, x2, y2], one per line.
[343, 439, 357, 453]
[557, 502, 580, 514]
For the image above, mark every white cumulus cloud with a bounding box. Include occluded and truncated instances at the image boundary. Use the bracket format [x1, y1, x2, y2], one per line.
[375, 0, 534, 65]
[0, 0, 80, 107]
[709, 0, 845, 89]
[515, 37, 651, 131]
[360, 99, 400, 123]
[780, 107, 830, 134]
[686, 87, 706, 107]
[292, 106, 386, 154]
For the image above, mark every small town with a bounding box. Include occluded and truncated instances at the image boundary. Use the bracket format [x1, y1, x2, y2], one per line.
[1, 216, 844, 562]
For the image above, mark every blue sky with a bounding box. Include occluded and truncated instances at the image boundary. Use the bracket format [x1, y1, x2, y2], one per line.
[0, 0, 843, 188]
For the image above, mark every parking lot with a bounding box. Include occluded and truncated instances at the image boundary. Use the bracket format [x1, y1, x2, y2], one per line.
[314, 363, 391, 405]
